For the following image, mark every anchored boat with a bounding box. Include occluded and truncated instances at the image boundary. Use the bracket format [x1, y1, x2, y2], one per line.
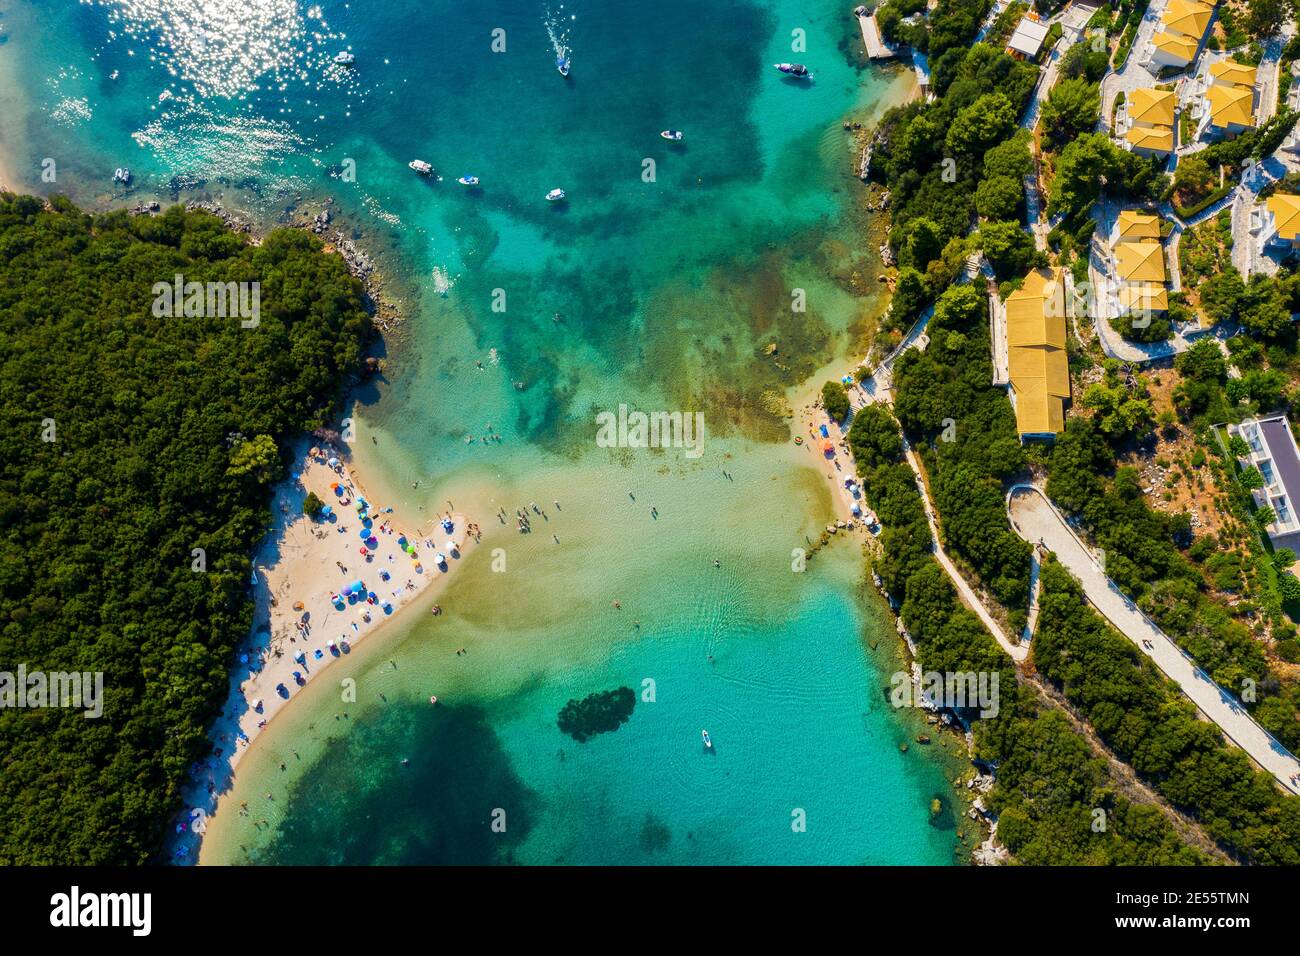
[408, 159, 433, 175]
[774, 62, 812, 79]
[457, 175, 481, 186]
[334, 51, 356, 65]
[546, 188, 566, 201]
[660, 130, 684, 141]
[556, 54, 570, 77]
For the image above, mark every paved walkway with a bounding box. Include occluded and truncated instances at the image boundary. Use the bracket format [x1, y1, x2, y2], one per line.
[1007, 485, 1300, 794]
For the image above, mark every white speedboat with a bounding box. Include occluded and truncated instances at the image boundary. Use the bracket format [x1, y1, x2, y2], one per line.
[409, 160, 433, 175]
[660, 130, 684, 141]
[556, 54, 570, 77]
[774, 62, 812, 79]
[702, 729, 712, 749]
[457, 175, 480, 186]
[334, 51, 356, 65]
[546, 188, 566, 201]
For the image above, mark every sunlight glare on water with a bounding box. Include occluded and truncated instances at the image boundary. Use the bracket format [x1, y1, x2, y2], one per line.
[88, 0, 342, 98]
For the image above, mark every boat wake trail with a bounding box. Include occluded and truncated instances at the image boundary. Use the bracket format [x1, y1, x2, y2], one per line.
[544, 3, 574, 71]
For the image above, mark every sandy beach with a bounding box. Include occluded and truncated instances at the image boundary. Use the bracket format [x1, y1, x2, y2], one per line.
[788, 371, 877, 533]
[170, 445, 478, 861]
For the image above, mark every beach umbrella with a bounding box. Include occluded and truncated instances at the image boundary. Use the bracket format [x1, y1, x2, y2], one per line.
[445, 540, 456, 553]
[359, 528, 370, 539]
[366, 536, 378, 549]
[327, 457, 340, 468]
[436, 553, 447, 566]
[349, 580, 365, 593]
[333, 485, 344, 497]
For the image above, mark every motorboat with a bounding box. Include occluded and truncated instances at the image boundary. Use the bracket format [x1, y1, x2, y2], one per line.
[546, 188, 566, 201]
[660, 130, 684, 141]
[334, 51, 356, 65]
[113, 167, 132, 184]
[774, 63, 812, 79]
[408, 159, 433, 175]
[556, 54, 570, 77]
[457, 175, 480, 186]
[702, 729, 712, 749]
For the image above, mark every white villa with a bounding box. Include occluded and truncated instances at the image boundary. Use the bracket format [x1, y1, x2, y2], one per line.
[1229, 416, 1300, 551]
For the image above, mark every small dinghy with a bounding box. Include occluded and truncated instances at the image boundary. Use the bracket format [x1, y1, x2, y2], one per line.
[113, 167, 132, 184]
[457, 175, 480, 186]
[660, 130, 684, 141]
[546, 188, 566, 201]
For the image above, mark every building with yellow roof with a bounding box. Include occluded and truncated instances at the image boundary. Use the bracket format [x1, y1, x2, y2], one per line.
[1124, 88, 1177, 156]
[1117, 284, 1170, 313]
[1199, 57, 1256, 137]
[1114, 241, 1168, 284]
[1151, 31, 1200, 68]
[1209, 59, 1257, 88]
[1114, 210, 1161, 242]
[1260, 193, 1300, 251]
[1127, 88, 1176, 126]
[1110, 213, 1169, 328]
[1004, 268, 1070, 440]
[1204, 85, 1255, 134]
[1162, 0, 1214, 38]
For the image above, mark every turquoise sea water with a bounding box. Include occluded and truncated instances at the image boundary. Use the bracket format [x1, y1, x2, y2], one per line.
[1, 0, 972, 863]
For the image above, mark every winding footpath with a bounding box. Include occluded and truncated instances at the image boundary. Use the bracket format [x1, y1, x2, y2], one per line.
[907, 447, 1028, 662]
[1007, 485, 1300, 794]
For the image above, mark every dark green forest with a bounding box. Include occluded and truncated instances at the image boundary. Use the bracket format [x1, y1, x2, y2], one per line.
[0, 194, 371, 863]
[1033, 560, 1300, 864]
